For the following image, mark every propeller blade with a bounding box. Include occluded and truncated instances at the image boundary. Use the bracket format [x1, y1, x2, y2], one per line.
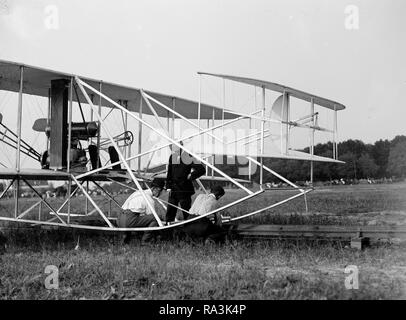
[32, 118, 48, 132]
[270, 95, 287, 121]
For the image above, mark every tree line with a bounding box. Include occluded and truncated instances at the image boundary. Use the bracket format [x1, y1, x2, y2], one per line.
[217, 135, 406, 183]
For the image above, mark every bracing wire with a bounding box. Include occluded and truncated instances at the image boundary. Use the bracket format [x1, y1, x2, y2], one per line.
[0, 159, 7, 168]
[73, 84, 86, 123]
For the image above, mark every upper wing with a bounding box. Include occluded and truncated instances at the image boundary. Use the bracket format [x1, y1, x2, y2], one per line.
[0, 59, 239, 120]
[198, 72, 346, 111]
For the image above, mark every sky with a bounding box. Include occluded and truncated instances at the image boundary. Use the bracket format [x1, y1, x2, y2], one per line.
[0, 0, 405, 168]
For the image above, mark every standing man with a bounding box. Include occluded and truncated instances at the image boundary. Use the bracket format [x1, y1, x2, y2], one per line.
[118, 179, 165, 244]
[165, 142, 205, 223]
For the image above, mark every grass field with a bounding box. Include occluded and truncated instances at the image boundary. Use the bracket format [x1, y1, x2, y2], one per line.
[1, 183, 406, 299]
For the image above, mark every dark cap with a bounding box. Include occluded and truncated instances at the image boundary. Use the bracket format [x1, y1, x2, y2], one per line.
[151, 179, 165, 189]
[210, 185, 225, 197]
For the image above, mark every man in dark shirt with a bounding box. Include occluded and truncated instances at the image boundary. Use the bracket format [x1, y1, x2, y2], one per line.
[165, 143, 205, 223]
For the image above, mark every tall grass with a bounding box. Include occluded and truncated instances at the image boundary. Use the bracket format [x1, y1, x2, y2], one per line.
[1, 237, 405, 299]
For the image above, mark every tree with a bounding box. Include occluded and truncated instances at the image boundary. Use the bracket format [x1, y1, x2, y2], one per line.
[313, 149, 337, 181]
[216, 136, 405, 183]
[357, 153, 378, 178]
[371, 139, 390, 178]
[338, 140, 367, 158]
[387, 140, 406, 178]
[337, 152, 358, 179]
[390, 135, 406, 147]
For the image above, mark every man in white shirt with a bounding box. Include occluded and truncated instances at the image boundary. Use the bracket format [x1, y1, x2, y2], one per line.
[183, 185, 226, 242]
[118, 179, 165, 244]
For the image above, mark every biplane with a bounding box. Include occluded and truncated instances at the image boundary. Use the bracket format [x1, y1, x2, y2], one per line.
[0, 59, 345, 232]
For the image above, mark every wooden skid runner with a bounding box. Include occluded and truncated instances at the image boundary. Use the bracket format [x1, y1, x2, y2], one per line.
[231, 224, 406, 240]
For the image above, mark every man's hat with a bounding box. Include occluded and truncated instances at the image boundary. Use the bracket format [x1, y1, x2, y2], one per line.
[211, 185, 225, 196]
[151, 179, 165, 189]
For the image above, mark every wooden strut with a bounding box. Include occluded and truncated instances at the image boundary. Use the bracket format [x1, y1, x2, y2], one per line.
[45, 180, 86, 223]
[231, 189, 313, 222]
[21, 178, 67, 225]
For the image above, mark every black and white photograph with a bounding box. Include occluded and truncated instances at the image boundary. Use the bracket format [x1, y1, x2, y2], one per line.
[0, 0, 405, 309]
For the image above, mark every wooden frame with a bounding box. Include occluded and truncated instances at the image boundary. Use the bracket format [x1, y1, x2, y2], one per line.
[0, 61, 347, 234]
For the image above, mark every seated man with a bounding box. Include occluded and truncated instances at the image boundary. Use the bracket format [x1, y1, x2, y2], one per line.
[41, 150, 50, 169]
[182, 185, 226, 242]
[118, 179, 165, 244]
[70, 138, 87, 170]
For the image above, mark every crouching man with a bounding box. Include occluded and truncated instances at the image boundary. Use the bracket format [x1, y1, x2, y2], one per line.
[183, 185, 227, 243]
[118, 179, 165, 244]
